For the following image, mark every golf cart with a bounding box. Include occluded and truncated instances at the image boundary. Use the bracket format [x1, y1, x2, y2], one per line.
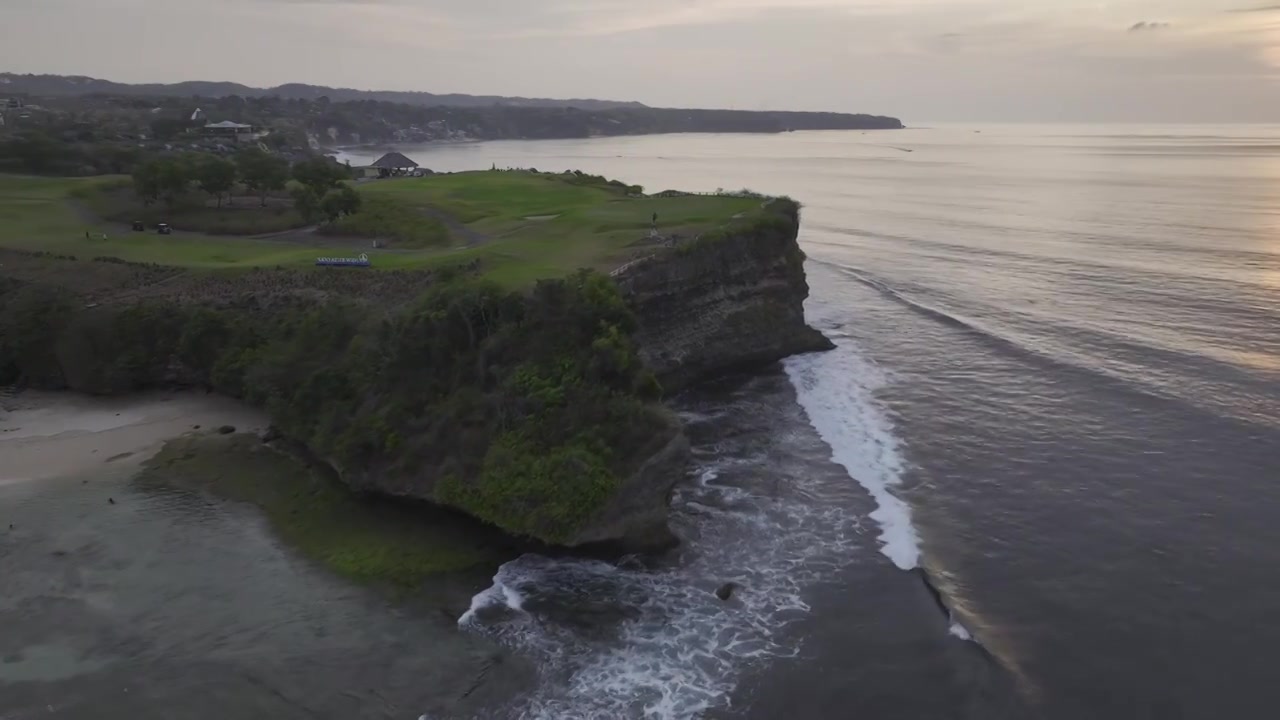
[156, 223, 172, 235]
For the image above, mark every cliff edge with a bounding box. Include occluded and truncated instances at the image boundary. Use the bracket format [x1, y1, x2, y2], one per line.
[615, 198, 833, 394]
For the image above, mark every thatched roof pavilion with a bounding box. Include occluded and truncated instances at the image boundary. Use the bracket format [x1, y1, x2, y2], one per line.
[371, 152, 419, 171]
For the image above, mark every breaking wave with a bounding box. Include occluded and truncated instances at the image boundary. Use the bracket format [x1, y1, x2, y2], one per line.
[456, 364, 907, 718]
[784, 338, 921, 570]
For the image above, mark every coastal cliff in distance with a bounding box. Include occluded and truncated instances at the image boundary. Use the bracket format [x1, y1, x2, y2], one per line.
[0, 72, 903, 149]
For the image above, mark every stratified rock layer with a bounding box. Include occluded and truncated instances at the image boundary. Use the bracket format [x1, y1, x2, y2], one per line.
[615, 199, 833, 395]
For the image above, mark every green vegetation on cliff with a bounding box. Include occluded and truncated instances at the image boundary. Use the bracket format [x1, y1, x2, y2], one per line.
[1, 268, 672, 546]
[0, 168, 813, 554]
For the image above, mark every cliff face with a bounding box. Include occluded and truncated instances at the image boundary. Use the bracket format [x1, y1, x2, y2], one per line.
[614, 200, 833, 394]
[563, 426, 690, 550]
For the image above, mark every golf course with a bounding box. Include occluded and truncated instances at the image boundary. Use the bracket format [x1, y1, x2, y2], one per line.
[0, 170, 768, 287]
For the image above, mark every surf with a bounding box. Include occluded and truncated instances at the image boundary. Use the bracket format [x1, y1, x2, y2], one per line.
[455, 372, 897, 719]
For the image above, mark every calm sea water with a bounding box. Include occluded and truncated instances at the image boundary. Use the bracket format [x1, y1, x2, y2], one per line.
[3, 126, 1278, 719]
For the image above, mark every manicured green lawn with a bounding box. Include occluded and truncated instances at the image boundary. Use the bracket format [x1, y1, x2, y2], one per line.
[0, 175, 362, 267]
[0, 171, 765, 285]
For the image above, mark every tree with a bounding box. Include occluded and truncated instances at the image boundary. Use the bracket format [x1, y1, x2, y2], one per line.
[133, 156, 192, 209]
[149, 117, 194, 141]
[97, 145, 143, 175]
[320, 185, 362, 223]
[153, 157, 192, 209]
[1, 132, 61, 174]
[195, 155, 238, 208]
[291, 186, 322, 224]
[292, 157, 348, 196]
[132, 159, 160, 205]
[236, 148, 290, 207]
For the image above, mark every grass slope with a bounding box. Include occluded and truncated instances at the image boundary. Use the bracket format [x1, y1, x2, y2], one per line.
[0, 171, 763, 286]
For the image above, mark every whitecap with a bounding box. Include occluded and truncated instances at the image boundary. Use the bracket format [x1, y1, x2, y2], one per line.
[784, 338, 921, 570]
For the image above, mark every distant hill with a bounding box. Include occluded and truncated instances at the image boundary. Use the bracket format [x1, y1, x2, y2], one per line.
[0, 73, 648, 111]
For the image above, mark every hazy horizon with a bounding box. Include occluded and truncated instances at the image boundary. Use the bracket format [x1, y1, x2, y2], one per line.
[3, 0, 1279, 123]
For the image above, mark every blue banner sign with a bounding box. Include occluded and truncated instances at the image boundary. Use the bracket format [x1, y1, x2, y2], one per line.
[316, 253, 371, 268]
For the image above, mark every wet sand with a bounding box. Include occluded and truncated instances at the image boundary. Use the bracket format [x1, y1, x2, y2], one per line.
[0, 391, 268, 486]
[0, 391, 530, 719]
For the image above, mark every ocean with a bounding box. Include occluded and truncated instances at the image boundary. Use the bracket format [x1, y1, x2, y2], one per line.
[4, 125, 1279, 719]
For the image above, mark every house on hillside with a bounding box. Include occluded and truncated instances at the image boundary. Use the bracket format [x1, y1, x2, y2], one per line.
[370, 152, 419, 178]
[201, 120, 260, 143]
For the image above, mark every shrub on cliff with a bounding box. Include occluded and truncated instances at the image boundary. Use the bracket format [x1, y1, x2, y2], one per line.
[56, 304, 187, 393]
[0, 283, 77, 387]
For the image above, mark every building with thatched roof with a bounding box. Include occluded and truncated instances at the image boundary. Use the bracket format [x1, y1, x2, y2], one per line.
[370, 152, 419, 178]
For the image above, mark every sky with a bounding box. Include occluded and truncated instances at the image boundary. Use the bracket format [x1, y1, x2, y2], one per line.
[1, 0, 1278, 122]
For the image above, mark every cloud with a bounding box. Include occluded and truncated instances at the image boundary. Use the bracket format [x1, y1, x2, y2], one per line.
[1228, 5, 1280, 12]
[1128, 21, 1171, 32]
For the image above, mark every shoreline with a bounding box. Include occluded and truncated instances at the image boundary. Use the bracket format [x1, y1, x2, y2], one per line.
[325, 127, 908, 158]
[0, 390, 268, 485]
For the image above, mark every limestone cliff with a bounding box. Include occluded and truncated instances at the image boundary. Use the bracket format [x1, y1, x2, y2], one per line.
[0, 199, 832, 554]
[614, 199, 833, 394]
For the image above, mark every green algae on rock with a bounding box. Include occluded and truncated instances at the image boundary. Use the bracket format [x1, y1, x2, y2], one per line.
[136, 433, 513, 586]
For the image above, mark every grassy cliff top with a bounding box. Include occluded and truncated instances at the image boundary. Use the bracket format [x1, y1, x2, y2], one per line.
[0, 171, 767, 288]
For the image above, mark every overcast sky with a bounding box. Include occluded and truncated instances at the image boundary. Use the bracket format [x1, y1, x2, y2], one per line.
[2, 0, 1278, 122]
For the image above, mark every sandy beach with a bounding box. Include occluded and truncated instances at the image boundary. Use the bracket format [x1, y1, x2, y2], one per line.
[0, 391, 268, 485]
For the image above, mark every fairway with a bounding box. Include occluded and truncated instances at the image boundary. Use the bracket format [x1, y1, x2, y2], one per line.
[0, 171, 764, 285]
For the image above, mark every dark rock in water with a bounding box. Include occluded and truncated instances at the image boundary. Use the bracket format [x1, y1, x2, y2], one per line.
[217, 425, 236, 435]
[261, 425, 282, 443]
[192, 424, 201, 430]
[715, 582, 739, 601]
[52, 550, 68, 557]
[911, 567, 951, 619]
[108, 498, 116, 505]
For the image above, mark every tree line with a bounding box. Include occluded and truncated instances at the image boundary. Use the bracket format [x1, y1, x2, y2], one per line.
[132, 150, 362, 224]
[0, 270, 671, 545]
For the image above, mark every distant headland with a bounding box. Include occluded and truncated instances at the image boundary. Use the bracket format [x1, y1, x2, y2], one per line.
[0, 72, 904, 148]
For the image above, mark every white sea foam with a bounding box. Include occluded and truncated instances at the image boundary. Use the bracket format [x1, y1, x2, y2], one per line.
[949, 621, 973, 641]
[453, 337, 918, 719]
[783, 338, 921, 570]
[455, 369, 896, 719]
[458, 578, 526, 626]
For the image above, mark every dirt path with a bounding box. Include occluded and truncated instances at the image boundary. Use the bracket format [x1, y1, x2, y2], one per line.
[248, 225, 320, 241]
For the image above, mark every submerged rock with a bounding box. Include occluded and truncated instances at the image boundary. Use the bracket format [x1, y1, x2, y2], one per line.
[715, 582, 739, 601]
[217, 425, 236, 435]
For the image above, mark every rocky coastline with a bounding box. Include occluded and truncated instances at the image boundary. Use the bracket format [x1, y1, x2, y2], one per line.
[0, 195, 829, 561]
